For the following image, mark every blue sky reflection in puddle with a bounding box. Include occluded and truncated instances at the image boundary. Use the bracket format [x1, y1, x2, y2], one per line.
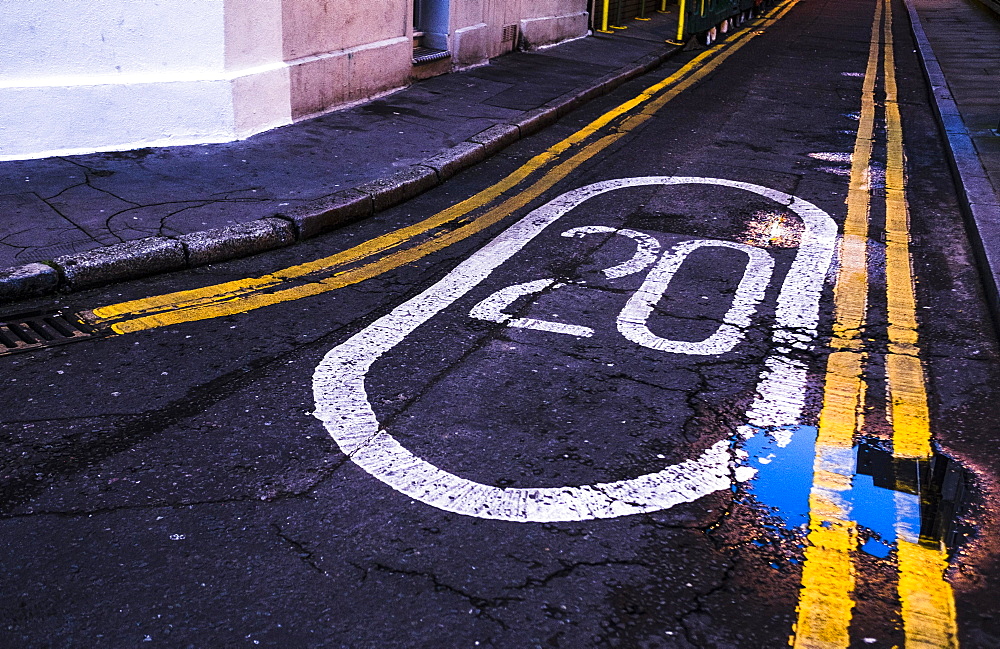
[737, 426, 923, 558]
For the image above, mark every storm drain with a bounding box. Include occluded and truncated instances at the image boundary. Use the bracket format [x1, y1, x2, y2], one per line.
[412, 47, 450, 64]
[0, 310, 96, 356]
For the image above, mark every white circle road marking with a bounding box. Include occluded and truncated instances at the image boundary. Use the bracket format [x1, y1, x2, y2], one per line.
[312, 177, 837, 522]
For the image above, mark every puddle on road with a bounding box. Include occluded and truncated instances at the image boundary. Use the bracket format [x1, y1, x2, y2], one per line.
[736, 425, 973, 559]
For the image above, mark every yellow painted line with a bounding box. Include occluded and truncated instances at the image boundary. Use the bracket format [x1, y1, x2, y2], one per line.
[112, 135, 619, 333]
[794, 0, 961, 644]
[91, 0, 799, 334]
[881, 0, 960, 645]
[882, 0, 931, 462]
[790, 0, 883, 645]
[897, 539, 960, 648]
[791, 353, 862, 649]
[833, 5, 882, 345]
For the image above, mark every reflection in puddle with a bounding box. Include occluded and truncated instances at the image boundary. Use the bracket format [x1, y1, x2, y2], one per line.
[737, 426, 971, 557]
[740, 425, 815, 531]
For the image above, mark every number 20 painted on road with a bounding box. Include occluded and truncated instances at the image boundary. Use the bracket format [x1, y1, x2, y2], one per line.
[312, 177, 838, 522]
[469, 227, 775, 355]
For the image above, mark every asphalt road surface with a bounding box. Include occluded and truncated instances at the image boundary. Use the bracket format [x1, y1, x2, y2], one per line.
[3, 0, 1000, 647]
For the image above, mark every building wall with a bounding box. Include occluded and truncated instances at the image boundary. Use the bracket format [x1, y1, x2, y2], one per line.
[0, 0, 589, 161]
[0, 0, 234, 160]
[452, 0, 589, 65]
[518, 0, 590, 49]
[282, 0, 412, 120]
[225, 0, 292, 139]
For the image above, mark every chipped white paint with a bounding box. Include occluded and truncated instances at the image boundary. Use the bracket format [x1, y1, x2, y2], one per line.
[560, 226, 661, 279]
[313, 177, 837, 521]
[468, 278, 595, 337]
[618, 239, 774, 356]
[743, 356, 810, 447]
[469, 226, 662, 338]
[507, 317, 594, 337]
[894, 490, 922, 544]
[868, 164, 887, 189]
[841, 72, 866, 77]
[809, 152, 853, 163]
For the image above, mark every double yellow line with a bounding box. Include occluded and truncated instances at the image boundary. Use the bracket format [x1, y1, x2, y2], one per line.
[790, 0, 959, 646]
[88, 0, 799, 335]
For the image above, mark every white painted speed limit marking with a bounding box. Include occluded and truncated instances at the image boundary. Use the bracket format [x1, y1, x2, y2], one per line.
[469, 278, 595, 338]
[619, 239, 775, 356]
[471, 231, 773, 352]
[467, 226, 664, 338]
[560, 226, 662, 279]
[313, 177, 837, 522]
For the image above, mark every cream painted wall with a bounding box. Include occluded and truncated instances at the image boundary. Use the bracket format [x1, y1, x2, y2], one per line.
[281, 0, 409, 59]
[451, 0, 588, 64]
[224, 0, 292, 138]
[1, 0, 226, 81]
[523, 0, 581, 20]
[0, 0, 589, 161]
[0, 1, 234, 160]
[281, 0, 412, 119]
[226, 0, 285, 71]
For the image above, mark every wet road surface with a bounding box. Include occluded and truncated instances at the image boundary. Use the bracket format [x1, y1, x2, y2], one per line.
[2, 0, 1000, 646]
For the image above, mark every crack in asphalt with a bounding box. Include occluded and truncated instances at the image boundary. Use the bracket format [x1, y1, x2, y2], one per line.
[509, 558, 649, 591]
[34, 191, 105, 246]
[39, 181, 92, 203]
[272, 522, 327, 575]
[12, 157, 278, 254]
[0, 353, 280, 514]
[363, 561, 524, 629]
[677, 556, 740, 647]
[0, 494, 265, 520]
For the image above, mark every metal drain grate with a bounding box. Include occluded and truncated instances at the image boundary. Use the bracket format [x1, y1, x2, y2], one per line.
[0, 310, 96, 356]
[412, 47, 450, 64]
[502, 24, 518, 43]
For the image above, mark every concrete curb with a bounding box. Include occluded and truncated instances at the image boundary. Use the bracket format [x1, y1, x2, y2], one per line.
[0, 41, 683, 304]
[0, 263, 59, 301]
[54, 237, 187, 291]
[903, 0, 1000, 332]
[180, 218, 297, 267]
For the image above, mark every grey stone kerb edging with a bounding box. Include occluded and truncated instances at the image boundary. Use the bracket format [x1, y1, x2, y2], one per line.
[0, 46, 681, 304]
[903, 0, 1000, 333]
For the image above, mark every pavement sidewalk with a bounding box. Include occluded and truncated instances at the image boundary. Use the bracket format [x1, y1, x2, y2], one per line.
[0, 10, 684, 302]
[905, 0, 1000, 327]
